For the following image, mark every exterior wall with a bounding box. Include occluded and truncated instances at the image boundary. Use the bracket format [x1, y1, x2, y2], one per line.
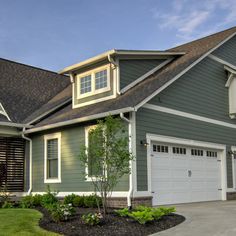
[136, 108, 236, 191]
[212, 36, 236, 66]
[119, 59, 165, 89]
[30, 123, 129, 193]
[150, 57, 233, 124]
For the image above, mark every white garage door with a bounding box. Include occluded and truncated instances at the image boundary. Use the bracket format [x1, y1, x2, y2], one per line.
[151, 142, 222, 205]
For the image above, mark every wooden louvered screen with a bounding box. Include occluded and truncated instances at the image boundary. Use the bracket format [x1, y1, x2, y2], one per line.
[0, 137, 25, 192]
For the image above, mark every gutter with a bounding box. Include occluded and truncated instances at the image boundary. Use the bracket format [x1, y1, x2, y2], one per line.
[120, 113, 133, 209]
[0, 121, 32, 128]
[22, 127, 32, 195]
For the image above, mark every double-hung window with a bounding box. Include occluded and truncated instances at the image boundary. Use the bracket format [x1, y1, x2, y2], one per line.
[77, 66, 110, 98]
[44, 133, 61, 183]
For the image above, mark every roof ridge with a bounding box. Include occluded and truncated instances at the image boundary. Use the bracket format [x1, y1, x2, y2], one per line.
[168, 26, 236, 51]
[0, 57, 69, 78]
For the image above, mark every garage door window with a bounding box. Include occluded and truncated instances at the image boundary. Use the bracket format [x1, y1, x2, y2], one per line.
[153, 144, 168, 153]
[172, 147, 186, 154]
[191, 149, 204, 156]
[206, 151, 217, 157]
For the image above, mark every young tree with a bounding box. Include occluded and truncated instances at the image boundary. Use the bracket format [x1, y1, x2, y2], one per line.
[79, 116, 133, 214]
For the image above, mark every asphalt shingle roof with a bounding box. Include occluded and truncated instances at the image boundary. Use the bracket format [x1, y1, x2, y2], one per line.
[32, 26, 236, 129]
[0, 58, 70, 123]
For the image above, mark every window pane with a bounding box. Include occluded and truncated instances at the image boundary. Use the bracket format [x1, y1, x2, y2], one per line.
[47, 138, 58, 179]
[48, 159, 58, 178]
[95, 70, 107, 90]
[80, 75, 92, 94]
[87, 129, 103, 176]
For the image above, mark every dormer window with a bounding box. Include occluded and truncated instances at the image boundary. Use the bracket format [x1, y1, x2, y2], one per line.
[77, 66, 110, 98]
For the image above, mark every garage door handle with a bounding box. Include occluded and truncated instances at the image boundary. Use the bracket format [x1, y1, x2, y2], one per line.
[151, 191, 155, 193]
[188, 170, 192, 177]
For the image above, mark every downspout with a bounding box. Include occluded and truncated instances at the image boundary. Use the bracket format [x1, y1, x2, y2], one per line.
[120, 113, 133, 209]
[22, 127, 32, 195]
[108, 54, 120, 95]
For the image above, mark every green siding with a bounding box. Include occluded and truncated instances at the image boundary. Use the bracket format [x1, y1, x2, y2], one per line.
[31, 124, 129, 192]
[119, 59, 165, 89]
[212, 36, 236, 66]
[136, 108, 235, 191]
[150, 57, 235, 124]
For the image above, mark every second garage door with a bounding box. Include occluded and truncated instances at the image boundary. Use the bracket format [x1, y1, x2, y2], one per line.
[151, 142, 222, 205]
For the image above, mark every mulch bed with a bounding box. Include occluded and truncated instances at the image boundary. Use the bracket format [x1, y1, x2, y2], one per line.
[38, 207, 185, 236]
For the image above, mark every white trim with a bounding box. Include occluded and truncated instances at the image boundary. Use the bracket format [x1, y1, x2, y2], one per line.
[0, 103, 11, 121]
[135, 32, 236, 110]
[59, 49, 185, 74]
[24, 107, 134, 134]
[225, 73, 234, 88]
[121, 58, 174, 94]
[146, 134, 227, 201]
[208, 54, 236, 71]
[44, 132, 61, 184]
[32, 191, 128, 198]
[76, 65, 111, 99]
[231, 146, 236, 190]
[143, 103, 236, 129]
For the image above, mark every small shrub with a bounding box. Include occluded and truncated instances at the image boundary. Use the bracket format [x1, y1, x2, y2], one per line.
[82, 213, 103, 226]
[2, 201, 13, 209]
[20, 195, 35, 208]
[115, 208, 130, 217]
[73, 196, 85, 207]
[151, 208, 165, 220]
[41, 186, 58, 208]
[32, 194, 43, 207]
[129, 210, 154, 225]
[84, 194, 102, 208]
[159, 207, 176, 215]
[64, 194, 77, 205]
[48, 203, 75, 222]
[134, 205, 152, 212]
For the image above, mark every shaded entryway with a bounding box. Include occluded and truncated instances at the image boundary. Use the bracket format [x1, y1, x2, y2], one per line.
[0, 137, 25, 192]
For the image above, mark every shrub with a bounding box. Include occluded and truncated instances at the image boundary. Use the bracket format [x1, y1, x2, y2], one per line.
[129, 210, 154, 225]
[32, 194, 43, 207]
[159, 207, 176, 215]
[84, 194, 102, 208]
[41, 186, 58, 208]
[48, 203, 75, 222]
[20, 195, 35, 208]
[73, 196, 85, 207]
[81, 213, 103, 226]
[2, 201, 13, 209]
[134, 205, 152, 212]
[151, 208, 165, 220]
[64, 194, 77, 205]
[115, 208, 130, 217]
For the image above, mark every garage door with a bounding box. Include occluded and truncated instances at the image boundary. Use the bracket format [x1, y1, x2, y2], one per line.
[151, 142, 222, 205]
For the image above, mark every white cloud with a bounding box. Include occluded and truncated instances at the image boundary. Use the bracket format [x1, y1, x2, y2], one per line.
[152, 0, 236, 45]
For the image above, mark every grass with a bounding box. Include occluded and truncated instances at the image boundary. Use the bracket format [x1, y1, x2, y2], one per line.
[0, 208, 60, 236]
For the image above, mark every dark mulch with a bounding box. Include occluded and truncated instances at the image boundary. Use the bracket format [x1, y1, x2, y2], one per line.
[38, 207, 185, 236]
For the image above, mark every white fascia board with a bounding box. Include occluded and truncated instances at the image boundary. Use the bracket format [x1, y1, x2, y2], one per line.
[135, 32, 236, 110]
[0, 122, 32, 128]
[120, 57, 174, 94]
[0, 103, 11, 121]
[24, 107, 135, 134]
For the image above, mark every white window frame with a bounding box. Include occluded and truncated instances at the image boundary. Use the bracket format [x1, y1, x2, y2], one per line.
[85, 125, 105, 182]
[44, 133, 61, 183]
[77, 65, 111, 99]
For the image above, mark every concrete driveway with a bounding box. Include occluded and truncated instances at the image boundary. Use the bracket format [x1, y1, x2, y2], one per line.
[153, 201, 236, 236]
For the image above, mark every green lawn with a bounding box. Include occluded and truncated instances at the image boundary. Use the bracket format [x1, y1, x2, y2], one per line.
[0, 208, 60, 236]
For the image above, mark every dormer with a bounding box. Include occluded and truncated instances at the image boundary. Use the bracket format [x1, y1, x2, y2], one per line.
[59, 50, 185, 109]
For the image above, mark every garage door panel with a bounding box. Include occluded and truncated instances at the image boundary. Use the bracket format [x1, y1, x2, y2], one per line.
[151, 141, 222, 205]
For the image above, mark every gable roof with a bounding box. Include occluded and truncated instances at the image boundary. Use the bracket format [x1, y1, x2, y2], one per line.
[0, 58, 70, 123]
[25, 26, 236, 132]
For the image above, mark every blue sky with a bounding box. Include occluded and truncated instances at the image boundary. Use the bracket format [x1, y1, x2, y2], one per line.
[1, 0, 236, 71]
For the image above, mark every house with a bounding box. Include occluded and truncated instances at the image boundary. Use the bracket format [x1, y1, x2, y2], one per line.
[1, 26, 236, 207]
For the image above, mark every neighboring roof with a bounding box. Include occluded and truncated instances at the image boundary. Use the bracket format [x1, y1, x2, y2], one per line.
[0, 58, 70, 123]
[27, 26, 236, 132]
[59, 49, 186, 74]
